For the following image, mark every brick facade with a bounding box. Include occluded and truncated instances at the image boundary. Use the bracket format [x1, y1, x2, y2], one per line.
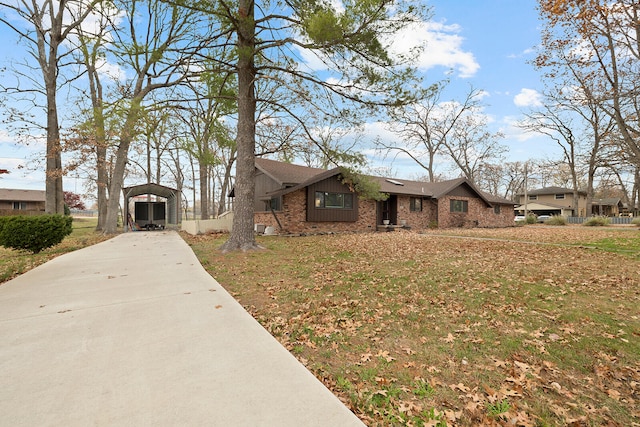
[255, 189, 378, 234]
[395, 195, 438, 229]
[437, 195, 514, 228]
[255, 191, 514, 234]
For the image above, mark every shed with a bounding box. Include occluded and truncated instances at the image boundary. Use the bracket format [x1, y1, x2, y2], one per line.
[122, 183, 180, 231]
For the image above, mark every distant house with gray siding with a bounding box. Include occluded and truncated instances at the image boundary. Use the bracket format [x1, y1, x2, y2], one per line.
[0, 188, 45, 215]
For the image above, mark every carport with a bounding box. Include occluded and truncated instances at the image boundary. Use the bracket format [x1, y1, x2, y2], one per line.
[122, 183, 180, 232]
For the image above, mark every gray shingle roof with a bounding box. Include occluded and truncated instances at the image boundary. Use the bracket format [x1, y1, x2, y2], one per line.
[517, 186, 587, 196]
[0, 188, 45, 202]
[255, 158, 326, 186]
[256, 158, 514, 206]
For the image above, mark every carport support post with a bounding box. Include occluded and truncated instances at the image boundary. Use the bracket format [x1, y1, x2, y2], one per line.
[123, 190, 130, 232]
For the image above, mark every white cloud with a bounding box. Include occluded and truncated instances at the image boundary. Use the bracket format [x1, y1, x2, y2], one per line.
[295, 16, 479, 79]
[95, 57, 127, 81]
[0, 129, 13, 144]
[507, 47, 536, 59]
[514, 88, 543, 107]
[388, 20, 479, 78]
[500, 115, 537, 142]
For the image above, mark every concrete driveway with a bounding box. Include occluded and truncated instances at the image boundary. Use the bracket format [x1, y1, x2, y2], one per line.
[0, 231, 364, 426]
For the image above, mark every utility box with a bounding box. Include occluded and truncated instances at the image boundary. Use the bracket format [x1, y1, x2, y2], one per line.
[134, 201, 166, 230]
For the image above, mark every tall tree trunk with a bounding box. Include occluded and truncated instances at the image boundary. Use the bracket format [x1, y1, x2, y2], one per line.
[218, 150, 236, 216]
[190, 155, 197, 219]
[103, 100, 142, 234]
[199, 161, 209, 219]
[95, 119, 108, 231]
[44, 84, 64, 214]
[220, 0, 259, 251]
[91, 78, 108, 231]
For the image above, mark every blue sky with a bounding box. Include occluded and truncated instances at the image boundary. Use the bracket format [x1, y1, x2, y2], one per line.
[0, 0, 553, 192]
[363, 0, 553, 177]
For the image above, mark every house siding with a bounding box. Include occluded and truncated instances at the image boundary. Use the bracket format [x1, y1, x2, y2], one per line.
[255, 188, 378, 233]
[437, 195, 513, 228]
[250, 162, 515, 233]
[255, 192, 513, 233]
[254, 171, 282, 211]
[517, 192, 587, 216]
[0, 200, 46, 216]
[395, 196, 438, 229]
[306, 176, 358, 222]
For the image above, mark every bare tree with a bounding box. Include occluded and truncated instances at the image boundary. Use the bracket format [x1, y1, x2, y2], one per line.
[443, 112, 506, 183]
[382, 84, 503, 184]
[382, 81, 467, 182]
[101, 0, 218, 233]
[67, 4, 115, 230]
[538, 0, 640, 167]
[0, 0, 101, 214]
[519, 96, 585, 214]
[174, 64, 236, 220]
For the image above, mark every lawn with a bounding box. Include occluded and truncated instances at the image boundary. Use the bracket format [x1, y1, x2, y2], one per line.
[0, 216, 111, 283]
[184, 226, 640, 427]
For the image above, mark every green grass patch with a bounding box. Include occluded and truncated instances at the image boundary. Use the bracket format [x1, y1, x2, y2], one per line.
[580, 236, 640, 259]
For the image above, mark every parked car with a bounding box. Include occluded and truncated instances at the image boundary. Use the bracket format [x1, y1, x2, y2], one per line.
[537, 215, 551, 223]
[514, 215, 526, 222]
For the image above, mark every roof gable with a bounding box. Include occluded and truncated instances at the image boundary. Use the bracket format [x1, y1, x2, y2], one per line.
[255, 158, 325, 187]
[264, 167, 342, 199]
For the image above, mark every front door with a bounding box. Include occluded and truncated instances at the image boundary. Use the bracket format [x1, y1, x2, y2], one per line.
[377, 195, 398, 225]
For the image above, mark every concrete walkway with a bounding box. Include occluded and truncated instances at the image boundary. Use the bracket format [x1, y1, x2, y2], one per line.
[0, 231, 364, 426]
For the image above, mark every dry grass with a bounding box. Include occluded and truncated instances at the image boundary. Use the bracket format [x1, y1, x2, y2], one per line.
[184, 226, 640, 427]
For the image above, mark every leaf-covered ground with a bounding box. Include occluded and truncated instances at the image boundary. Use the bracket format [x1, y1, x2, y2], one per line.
[184, 227, 640, 426]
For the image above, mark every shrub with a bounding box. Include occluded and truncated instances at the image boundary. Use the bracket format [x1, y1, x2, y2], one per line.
[632, 217, 640, 227]
[583, 216, 611, 227]
[526, 214, 536, 224]
[0, 214, 73, 253]
[545, 215, 567, 226]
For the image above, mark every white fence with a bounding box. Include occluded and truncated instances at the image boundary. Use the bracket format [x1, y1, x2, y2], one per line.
[181, 211, 234, 235]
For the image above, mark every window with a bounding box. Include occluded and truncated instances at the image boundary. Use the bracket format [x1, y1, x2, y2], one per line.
[555, 194, 565, 200]
[12, 202, 27, 210]
[450, 199, 468, 213]
[315, 191, 353, 209]
[528, 195, 538, 201]
[410, 197, 422, 212]
[269, 197, 281, 211]
[494, 205, 501, 214]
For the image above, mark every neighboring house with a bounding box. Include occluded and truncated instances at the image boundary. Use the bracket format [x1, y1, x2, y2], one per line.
[515, 186, 587, 217]
[248, 158, 515, 234]
[0, 188, 46, 216]
[591, 198, 625, 217]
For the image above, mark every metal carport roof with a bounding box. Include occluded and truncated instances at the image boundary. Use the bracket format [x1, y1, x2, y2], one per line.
[122, 183, 181, 231]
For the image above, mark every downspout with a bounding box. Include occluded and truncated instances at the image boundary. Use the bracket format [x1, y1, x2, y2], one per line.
[269, 205, 283, 231]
